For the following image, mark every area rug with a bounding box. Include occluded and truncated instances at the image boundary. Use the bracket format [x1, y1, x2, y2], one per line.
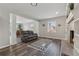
[29, 39, 52, 51]
[28, 39, 61, 56]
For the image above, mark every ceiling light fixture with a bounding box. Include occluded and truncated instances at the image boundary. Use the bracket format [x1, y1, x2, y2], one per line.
[56, 12, 59, 14]
[30, 3, 38, 7]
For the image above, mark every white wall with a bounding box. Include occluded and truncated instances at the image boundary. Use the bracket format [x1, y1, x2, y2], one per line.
[0, 9, 10, 48]
[16, 15, 39, 35]
[23, 21, 39, 35]
[0, 9, 39, 48]
[66, 4, 79, 55]
[10, 13, 17, 45]
[9, 14, 39, 45]
[73, 19, 79, 55]
[65, 20, 75, 43]
[39, 16, 66, 40]
[73, 4, 79, 55]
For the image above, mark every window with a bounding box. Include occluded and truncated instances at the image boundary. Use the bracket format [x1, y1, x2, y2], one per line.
[48, 21, 56, 32]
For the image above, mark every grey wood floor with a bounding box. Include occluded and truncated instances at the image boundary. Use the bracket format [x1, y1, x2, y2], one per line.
[0, 38, 61, 56]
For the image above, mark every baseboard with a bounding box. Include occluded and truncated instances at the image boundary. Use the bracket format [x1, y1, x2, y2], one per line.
[0, 41, 19, 49]
[39, 36, 62, 40]
[0, 44, 10, 49]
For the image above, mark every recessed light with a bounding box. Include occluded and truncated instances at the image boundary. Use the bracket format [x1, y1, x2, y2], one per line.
[56, 12, 59, 14]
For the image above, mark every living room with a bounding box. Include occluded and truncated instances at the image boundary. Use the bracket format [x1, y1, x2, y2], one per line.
[0, 3, 79, 56]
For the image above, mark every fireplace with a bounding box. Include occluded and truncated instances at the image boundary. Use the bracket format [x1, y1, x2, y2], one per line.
[70, 30, 74, 44]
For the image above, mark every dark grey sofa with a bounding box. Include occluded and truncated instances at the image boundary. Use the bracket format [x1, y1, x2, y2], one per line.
[21, 31, 38, 43]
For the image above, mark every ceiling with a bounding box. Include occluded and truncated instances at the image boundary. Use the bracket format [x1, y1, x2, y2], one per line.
[16, 15, 36, 23]
[0, 3, 67, 20]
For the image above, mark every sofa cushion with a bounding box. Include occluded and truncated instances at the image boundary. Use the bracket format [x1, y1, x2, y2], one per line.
[21, 30, 38, 43]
